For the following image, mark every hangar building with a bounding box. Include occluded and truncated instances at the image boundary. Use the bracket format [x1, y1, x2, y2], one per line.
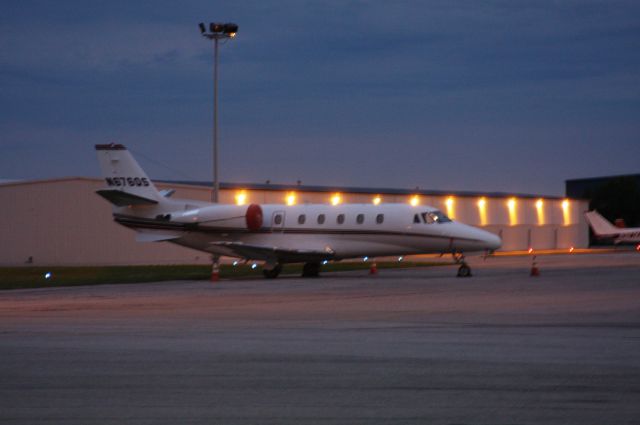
[566, 174, 640, 199]
[0, 178, 589, 266]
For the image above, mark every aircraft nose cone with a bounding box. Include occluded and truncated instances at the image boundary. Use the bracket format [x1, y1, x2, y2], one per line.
[459, 224, 502, 251]
[485, 232, 502, 251]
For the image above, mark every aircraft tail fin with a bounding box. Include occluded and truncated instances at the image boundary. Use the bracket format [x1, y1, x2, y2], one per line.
[95, 144, 163, 207]
[584, 210, 619, 237]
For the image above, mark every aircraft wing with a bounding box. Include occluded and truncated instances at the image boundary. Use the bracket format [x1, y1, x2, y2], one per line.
[135, 231, 183, 242]
[211, 241, 335, 263]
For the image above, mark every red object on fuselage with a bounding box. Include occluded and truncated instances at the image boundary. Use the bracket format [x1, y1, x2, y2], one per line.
[245, 204, 263, 231]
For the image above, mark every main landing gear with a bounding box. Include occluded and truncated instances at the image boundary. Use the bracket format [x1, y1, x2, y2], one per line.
[453, 253, 472, 277]
[262, 262, 321, 278]
[262, 263, 282, 279]
[302, 262, 321, 278]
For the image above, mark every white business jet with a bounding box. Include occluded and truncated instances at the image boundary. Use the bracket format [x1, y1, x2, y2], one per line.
[96, 144, 501, 278]
[584, 210, 640, 245]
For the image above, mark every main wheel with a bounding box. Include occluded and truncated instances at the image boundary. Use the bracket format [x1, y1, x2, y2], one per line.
[457, 263, 472, 277]
[302, 262, 320, 277]
[262, 264, 282, 279]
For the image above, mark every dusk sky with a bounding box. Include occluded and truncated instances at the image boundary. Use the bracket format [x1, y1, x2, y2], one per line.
[1, 0, 639, 196]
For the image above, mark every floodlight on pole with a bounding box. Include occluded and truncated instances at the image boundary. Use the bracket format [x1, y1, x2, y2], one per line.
[198, 22, 238, 203]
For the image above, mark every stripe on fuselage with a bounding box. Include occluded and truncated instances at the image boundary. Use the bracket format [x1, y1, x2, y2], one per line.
[112, 213, 485, 243]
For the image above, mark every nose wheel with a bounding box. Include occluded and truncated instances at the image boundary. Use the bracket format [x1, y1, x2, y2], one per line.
[453, 253, 472, 278]
[457, 263, 472, 277]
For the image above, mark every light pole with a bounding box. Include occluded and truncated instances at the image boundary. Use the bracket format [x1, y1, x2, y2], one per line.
[198, 22, 238, 203]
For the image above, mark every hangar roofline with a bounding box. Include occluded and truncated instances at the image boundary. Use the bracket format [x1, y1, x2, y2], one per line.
[0, 176, 573, 200]
[159, 179, 571, 201]
[0, 176, 100, 188]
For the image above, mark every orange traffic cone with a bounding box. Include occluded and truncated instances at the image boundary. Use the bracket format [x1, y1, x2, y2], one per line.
[211, 260, 220, 282]
[369, 262, 378, 275]
[530, 255, 540, 277]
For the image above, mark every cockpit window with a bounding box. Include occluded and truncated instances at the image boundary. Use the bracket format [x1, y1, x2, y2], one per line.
[422, 210, 452, 224]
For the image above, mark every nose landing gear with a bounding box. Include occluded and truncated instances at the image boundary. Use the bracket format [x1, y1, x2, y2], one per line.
[457, 262, 472, 277]
[453, 253, 472, 277]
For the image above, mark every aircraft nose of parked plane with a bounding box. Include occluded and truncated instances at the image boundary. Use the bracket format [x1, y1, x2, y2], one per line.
[484, 232, 502, 251]
[455, 223, 502, 252]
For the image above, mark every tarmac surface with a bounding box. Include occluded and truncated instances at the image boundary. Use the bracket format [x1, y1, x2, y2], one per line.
[1, 252, 639, 424]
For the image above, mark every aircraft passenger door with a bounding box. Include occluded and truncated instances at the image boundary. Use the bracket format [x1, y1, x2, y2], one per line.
[271, 211, 285, 232]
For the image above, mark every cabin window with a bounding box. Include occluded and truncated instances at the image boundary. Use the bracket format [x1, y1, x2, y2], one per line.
[317, 214, 325, 224]
[274, 214, 283, 225]
[356, 214, 365, 224]
[413, 214, 421, 224]
[337, 214, 345, 224]
[376, 214, 384, 224]
[298, 214, 306, 225]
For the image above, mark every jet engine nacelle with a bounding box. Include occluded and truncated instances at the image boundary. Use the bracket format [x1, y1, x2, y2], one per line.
[245, 204, 263, 231]
[170, 203, 263, 231]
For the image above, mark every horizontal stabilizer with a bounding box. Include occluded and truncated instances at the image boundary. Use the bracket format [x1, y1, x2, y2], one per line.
[159, 189, 175, 198]
[96, 189, 159, 207]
